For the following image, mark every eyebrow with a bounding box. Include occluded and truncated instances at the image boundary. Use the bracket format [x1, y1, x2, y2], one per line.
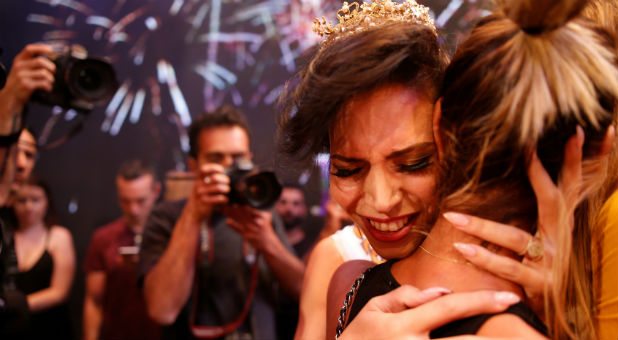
[330, 154, 363, 163]
[331, 142, 435, 163]
[386, 142, 435, 159]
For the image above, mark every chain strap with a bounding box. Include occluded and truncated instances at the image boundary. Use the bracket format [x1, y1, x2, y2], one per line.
[335, 266, 373, 339]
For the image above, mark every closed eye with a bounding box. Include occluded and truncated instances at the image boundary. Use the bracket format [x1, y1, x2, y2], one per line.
[330, 166, 362, 178]
[397, 156, 432, 173]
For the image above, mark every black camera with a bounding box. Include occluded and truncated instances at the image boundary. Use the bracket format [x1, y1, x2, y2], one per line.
[30, 47, 118, 112]
[226, 160, 282, 210]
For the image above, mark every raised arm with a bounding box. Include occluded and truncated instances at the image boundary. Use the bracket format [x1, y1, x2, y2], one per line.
[225, 205, 305, 299]
[0, 44, 55, 134]
[338, 285, 523, 340]
[448, 128, 588, 316]
[0, 44, 54, 204]
[142, 163, 229, 324]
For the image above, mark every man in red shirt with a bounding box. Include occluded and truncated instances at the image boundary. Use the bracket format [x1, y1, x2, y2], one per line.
[83, 159, 162, 340]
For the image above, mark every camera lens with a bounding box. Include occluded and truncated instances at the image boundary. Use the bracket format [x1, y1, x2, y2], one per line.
[243, 172, 282, 209]
[66, 58, 118, 104]
[78, 67, 102, 91]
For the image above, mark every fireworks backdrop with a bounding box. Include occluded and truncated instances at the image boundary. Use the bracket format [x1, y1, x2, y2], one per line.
[0, 0, 490, 335]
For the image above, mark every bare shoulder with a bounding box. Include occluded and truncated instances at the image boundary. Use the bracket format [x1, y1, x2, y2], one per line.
[477, 312, 547, 339]
[330, 260, 375, 293]
[327, 259, 375, 314]
[48, 225, 74, 249]
[326, 260, 375, 339]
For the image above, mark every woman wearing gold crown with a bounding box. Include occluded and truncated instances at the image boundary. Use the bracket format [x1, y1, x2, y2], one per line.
[279, 0, 618, 338]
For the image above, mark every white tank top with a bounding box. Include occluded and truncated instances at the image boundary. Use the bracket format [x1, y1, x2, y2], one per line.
[331, 225, 384, 264]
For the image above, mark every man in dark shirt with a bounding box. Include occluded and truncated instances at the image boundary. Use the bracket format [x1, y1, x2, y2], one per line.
[0, 44, 55, 337]
[138, 105, 304, 339]
[83, 159, 162, 340]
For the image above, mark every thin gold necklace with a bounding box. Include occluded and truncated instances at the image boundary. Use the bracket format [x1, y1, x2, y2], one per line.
[410, 228, 472, 266]
[418, 245, 470, 265]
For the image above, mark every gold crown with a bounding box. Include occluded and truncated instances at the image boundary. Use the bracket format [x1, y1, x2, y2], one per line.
[312, 0, 435, 40]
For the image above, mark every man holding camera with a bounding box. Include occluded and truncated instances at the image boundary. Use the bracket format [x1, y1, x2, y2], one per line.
[0, 44, 55, 337]
[0, 44, 54, 204]
[138, 105, 304, 339]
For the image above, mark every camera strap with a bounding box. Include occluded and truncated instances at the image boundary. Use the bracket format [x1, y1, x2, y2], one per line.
[38, 110, 86, 150]
[190, 224, 260, 339]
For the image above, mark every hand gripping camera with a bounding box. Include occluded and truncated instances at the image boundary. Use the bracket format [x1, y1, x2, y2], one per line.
[30, 45, 118, 112]
[226, 159, 282, 210]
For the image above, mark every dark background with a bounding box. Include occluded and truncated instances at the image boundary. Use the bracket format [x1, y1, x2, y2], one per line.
[0, 0, 488, 337]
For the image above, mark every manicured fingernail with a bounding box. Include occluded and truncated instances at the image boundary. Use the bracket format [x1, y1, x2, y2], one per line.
[576, 125, 585, 148]
[453, 243, 476, 257]
[443, 212, 469, 227]
[421, 287, 452, 296]
[494, 291, 520, 305]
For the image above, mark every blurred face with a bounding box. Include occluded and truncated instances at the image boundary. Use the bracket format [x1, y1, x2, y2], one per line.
[15, 130, 37, 185]
[117, 174, 159, 229]
[329, 85, 438, 259]
[14, 184, 48, 227]
[191, 126, 251, 169]
[276, 187, 308, 229]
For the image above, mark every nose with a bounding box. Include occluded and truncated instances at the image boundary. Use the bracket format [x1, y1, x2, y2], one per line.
[363, 166, 402, 214]
[16, 151, 27, 170]
[128, 203, 142, 218]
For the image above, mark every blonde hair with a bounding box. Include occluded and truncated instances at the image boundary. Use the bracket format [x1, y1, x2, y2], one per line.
[437, 0, 618, 338]
[579, 0, 618, 336]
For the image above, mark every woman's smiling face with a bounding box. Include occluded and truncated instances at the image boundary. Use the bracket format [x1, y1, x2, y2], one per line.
[329, 84, 439, 259]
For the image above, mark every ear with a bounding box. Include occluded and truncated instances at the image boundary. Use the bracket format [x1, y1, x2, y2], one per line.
[188, 157, 197, 172]
[432, 98, 445, 161]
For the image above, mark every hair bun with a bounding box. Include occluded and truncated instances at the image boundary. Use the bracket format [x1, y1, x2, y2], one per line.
[497, 0, 590, 34]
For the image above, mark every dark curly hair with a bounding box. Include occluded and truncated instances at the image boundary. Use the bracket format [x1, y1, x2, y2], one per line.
[278, 21, 448, 164]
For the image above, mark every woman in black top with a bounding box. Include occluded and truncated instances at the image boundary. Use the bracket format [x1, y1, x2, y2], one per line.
[13, 175, 75, 339]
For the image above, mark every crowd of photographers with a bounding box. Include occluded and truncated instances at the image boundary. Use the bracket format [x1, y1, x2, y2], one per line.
[0, 44, 339, 340]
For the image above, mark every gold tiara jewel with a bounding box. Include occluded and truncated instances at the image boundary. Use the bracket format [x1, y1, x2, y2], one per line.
[312, 0, 435, 40]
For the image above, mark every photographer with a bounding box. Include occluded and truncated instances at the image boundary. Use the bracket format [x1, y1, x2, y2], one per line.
[138, 105, 304, 339]
[0, 44, 54, 205]
[0, 43, 55, 337]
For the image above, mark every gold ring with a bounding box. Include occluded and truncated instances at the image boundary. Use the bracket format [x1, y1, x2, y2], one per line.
[204, 176, 212, 184]
[518, 234, 544, 261]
